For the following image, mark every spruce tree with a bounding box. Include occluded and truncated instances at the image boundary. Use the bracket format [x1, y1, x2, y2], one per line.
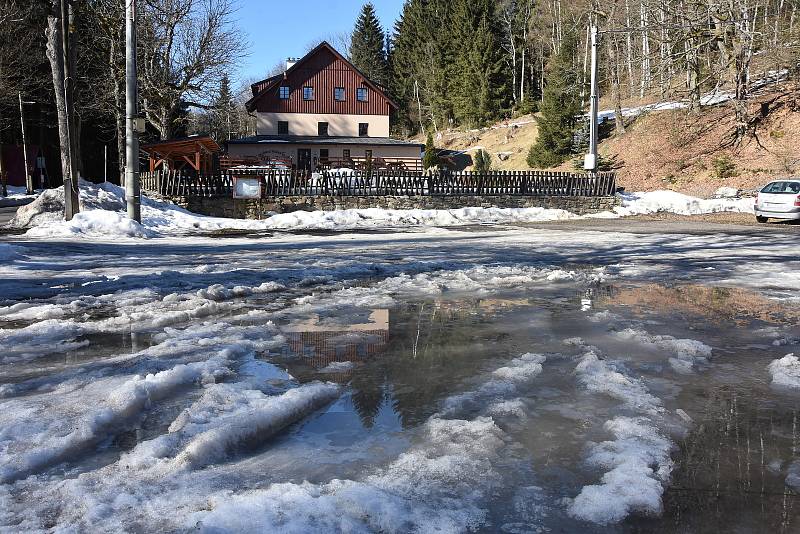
[210, 74, 236, 143]
[473, 149, 492, 172]
[423, 132, 438, 169]
[350, 3, 389, 86]
[450, 0, 510, 127]
[527, 36, 582, 168]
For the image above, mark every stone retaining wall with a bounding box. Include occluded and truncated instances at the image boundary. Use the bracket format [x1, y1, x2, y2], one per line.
[175, 195, 619, 219]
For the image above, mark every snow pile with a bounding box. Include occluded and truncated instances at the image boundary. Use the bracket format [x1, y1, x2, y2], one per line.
[767, 354, 800, 388]
[152, 381, 340, 470]
[295, 265, 605, 313]
[189, 416, 506, 533]
[568, 417, 673, 524]
[574, 350, 663, 415]
[11, 180, 268, 238]
[9, 178, 759, 239]
[612, 328, 713, 373]
[597, 190, 754, 218]
[26, 209, 155, 238]
[0, 355, 231, 483]
[442, 353, 546, 415]
[570, 348, 676, 524]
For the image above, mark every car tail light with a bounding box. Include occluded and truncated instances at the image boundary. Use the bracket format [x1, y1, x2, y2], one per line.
[795, 194, 800, 207]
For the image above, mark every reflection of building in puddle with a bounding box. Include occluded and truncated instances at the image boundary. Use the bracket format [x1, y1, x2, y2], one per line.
[280, 309, 389, 372]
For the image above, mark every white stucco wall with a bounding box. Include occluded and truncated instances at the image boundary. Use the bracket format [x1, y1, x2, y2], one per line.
[256, 112, 390, 137]
[227, 142, 422, 167]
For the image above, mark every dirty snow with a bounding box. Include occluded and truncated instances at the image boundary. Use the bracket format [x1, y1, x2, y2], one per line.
[7, 180, 756, 239]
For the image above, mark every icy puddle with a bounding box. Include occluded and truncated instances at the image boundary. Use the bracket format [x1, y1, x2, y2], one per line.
[1, 268, 799, 533]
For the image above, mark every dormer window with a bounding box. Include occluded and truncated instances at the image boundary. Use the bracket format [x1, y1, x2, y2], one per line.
[303, 86, 314, 100]
[356, 87, 368, 102]
[279, 86, 290, 99]
[334, 87, 345, 101]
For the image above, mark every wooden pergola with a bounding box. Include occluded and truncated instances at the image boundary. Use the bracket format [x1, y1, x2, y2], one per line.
[140, 135, 220, 174]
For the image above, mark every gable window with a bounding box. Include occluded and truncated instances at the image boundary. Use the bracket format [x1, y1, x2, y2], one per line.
[303, 86, 314, 100]
[358, 123, 369, 137]
[277, 121, 289, 134]
[334, 87, 345, 101]
[279, 86, 290, 99]
[356, 87, 368, 102]
[318, 122, 329, 136]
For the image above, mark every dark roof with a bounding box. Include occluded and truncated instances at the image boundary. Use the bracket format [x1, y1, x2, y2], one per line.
[140, 135, 221, 155]
[227, 135, 424, 148]
[245, 41, 398, 112]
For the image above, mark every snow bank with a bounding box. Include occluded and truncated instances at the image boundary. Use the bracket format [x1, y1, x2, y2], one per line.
[27, 209, 155, 238]
[595, 190, 754, 218]
[9, 178, 757, 239]
[768, 354, 800, 388]
[568, 416, 673, 524]
[612, 328, 713, 373]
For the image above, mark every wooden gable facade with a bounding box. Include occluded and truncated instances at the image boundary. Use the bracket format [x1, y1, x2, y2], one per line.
[246, 42, 395, 116]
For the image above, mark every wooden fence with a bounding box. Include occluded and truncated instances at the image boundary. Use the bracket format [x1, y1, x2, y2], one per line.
[140, 169, 616, 198]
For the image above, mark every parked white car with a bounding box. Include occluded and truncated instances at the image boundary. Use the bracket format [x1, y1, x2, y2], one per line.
[755, 179, 800, 222]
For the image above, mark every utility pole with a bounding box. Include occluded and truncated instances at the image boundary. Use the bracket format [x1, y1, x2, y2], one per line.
[104, 144, 108, 183]
[61, 0, 80, 220]
[125, 0, 141, 222]
[18, 93, 34, 194]
[584, 25, 599, 174]
[0, 107, 6, 197]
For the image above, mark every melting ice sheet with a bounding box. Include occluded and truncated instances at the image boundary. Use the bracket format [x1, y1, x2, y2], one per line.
[1, 227, 800, 533]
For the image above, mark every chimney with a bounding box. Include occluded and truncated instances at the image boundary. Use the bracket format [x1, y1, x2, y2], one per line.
[286, 57, 298, 71]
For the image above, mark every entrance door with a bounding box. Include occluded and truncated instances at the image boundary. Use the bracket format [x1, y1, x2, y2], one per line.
[297, 149, 312, 172]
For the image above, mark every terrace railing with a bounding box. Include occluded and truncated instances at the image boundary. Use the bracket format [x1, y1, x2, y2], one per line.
[140, 169, 616, 199]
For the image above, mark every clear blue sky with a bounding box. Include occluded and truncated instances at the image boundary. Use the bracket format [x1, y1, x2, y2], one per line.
[233, 0, 405, 85]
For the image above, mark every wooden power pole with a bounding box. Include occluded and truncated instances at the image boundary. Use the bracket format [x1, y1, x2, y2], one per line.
[60, 0, 79, 220]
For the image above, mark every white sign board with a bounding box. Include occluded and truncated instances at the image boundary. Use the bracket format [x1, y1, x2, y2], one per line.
[233, 177, 263, 199]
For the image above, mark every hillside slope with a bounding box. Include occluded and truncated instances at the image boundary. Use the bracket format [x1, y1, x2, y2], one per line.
[418, 82, 800, 196]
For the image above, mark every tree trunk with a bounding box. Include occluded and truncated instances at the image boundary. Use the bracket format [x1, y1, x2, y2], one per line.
[45, 16, 71, 191]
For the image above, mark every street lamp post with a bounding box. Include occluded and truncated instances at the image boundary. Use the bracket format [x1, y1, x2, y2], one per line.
[18, 92, 35, 194]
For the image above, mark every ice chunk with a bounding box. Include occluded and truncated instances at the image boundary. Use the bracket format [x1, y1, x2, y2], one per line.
[768, 354, 800, 388]
[174, 382, 340, 469]
[319, 361, 355, 373]
[568, 417, 673, 524]
[575, 351, 662, 414]
[612, 328, 712, 373]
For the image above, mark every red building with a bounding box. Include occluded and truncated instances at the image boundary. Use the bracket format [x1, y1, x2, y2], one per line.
[228, 42, 422, 172]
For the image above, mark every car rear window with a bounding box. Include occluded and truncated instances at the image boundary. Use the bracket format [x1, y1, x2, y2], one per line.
[761, 181, 800, 194]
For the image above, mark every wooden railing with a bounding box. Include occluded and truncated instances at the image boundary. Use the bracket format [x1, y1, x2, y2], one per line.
[140, 169, 617, 198]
